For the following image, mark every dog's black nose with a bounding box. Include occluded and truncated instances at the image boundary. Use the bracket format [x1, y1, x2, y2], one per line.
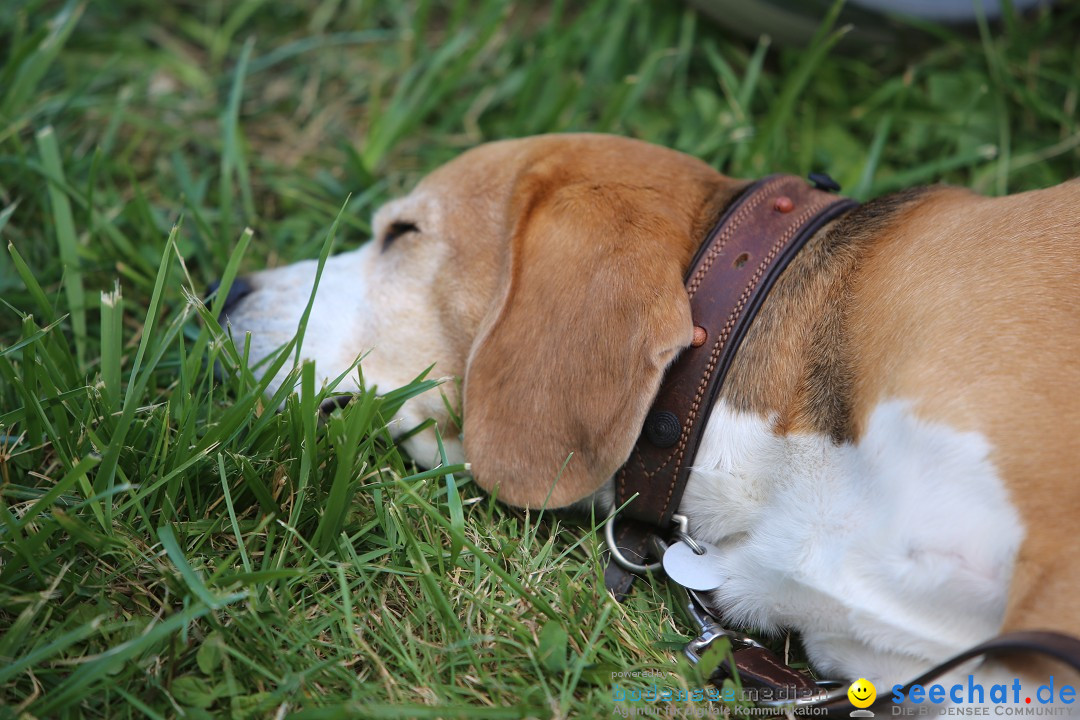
[206, 277, 254, 317]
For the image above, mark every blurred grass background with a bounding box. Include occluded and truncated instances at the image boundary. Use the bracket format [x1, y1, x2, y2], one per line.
[1, 0, 1078, 717]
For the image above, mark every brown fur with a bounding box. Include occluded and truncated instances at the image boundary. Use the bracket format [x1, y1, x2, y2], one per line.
[720, 188, 932, 442]
[841, 183, 1080, 637]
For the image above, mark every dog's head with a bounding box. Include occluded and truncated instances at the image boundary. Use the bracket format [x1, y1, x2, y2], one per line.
[223, 134, 742, 508]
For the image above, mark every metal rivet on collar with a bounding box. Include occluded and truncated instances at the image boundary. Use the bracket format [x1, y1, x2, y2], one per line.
[645, 411, 681, 448]
[774, 196, 794, 213]
[691, 326, 707, 347]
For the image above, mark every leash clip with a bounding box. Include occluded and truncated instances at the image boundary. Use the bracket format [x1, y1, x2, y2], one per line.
[681, 585, 763, 665]
[682, 584, 849, 711]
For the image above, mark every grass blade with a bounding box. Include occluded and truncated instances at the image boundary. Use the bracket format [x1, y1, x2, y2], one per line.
[0, 1, 85, 122]
[36, 125, 86, 369]
[99, 281, 123, 411]
[220, 36, 256, 248]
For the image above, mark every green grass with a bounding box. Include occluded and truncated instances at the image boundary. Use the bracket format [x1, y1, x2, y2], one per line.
[1, 0, 1078, 717]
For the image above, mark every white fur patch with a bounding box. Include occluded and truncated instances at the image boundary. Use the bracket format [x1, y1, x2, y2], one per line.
[680, 399, 1024, 686]
[223, 239, 464, 468]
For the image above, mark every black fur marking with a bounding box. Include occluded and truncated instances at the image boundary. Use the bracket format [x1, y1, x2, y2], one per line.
[720, 187, 933, 442]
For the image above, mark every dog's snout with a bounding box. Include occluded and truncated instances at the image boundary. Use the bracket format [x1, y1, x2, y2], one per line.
[206, 276, 255, 317]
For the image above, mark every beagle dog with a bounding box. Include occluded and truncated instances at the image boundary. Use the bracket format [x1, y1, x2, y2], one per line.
[221, 134, 1079, 689]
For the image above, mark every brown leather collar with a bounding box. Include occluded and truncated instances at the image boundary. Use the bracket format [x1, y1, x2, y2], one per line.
[605, 174, 857, 596]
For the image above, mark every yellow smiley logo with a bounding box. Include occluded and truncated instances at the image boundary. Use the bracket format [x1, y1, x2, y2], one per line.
[848, 678, 877, 708]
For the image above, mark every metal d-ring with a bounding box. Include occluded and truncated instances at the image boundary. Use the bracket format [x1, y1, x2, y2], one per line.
[605, 511, 708, 573]
[603, 514, 664, 574]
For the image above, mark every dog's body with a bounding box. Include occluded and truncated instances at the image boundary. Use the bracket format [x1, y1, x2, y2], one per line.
[223, 134, 1080, 687]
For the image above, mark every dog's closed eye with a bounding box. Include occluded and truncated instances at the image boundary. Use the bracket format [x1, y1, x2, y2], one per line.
[381, 221, 419, 251]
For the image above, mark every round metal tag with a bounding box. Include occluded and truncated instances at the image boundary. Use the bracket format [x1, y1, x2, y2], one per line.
[661, 540, 725, 591]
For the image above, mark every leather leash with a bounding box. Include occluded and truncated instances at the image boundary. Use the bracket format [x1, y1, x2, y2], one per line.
[601, 173, 1080, 709]
[681, 581, 1080, 714]
[809, 631, 1080, 716]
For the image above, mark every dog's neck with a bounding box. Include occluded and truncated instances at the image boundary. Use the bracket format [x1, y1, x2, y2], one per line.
[586, 189, 930, 519]
[714, 188, 930, 444]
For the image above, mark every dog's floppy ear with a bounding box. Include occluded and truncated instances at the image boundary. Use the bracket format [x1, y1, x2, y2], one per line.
[463, 173, 699, 508]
